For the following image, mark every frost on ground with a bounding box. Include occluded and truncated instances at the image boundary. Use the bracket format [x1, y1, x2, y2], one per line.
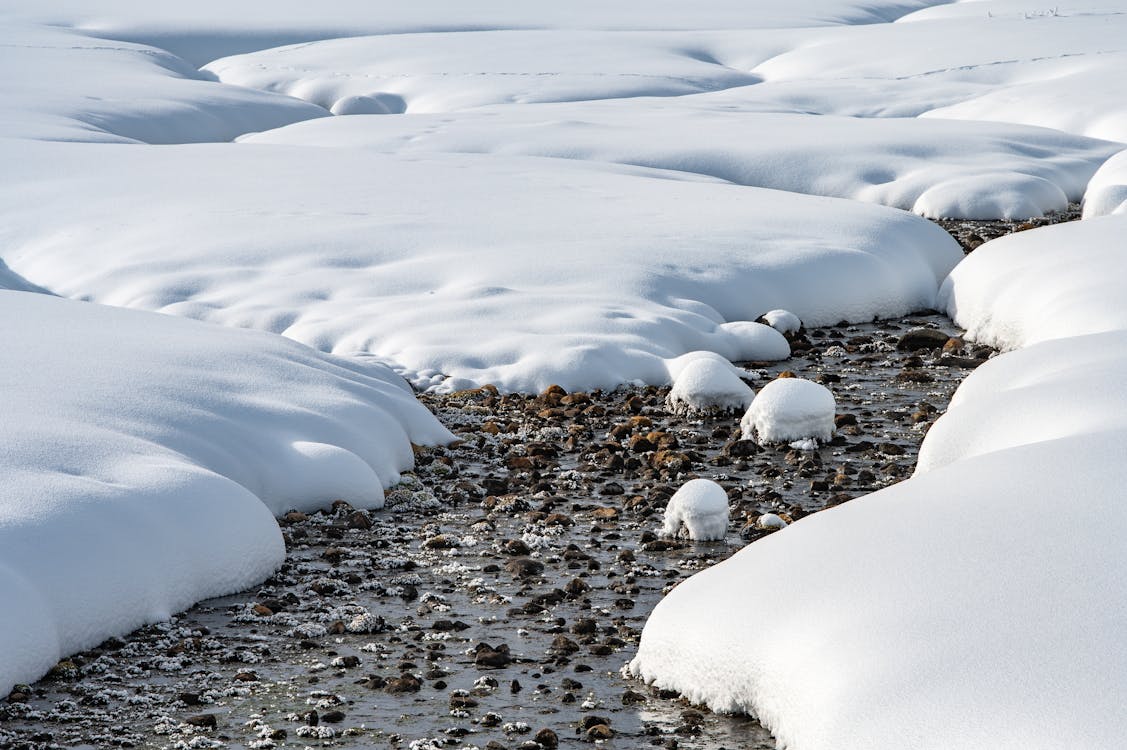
[0, 292, 450, 696]
[660, 479, 731, 542]
[740, 378, 836, 444]
[632, 206, 1127, 748]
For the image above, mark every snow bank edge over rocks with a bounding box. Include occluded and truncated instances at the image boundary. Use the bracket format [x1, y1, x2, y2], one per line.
[0, 291, 452, 696]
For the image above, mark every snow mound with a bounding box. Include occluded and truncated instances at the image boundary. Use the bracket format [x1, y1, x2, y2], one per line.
[205, 31, 761, 114]
[660, 479, 730, 542]
[247, 104, 1118, 221]
[0, 141, 960, 393]
[667, 356, 754, 416]
[740, 378, 835, 444]
[762, 309, 801, 335]
[1084, 149, 1127, 219]
[0, 23, 325, 144]
[0, 291, 450, 696]
[940, 214, 1127, 351]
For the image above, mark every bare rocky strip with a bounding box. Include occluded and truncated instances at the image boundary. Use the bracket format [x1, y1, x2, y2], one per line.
[0, 308, 991, 750]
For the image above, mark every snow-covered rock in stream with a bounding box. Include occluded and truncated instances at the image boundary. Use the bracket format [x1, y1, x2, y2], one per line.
[667, 356, 755, 416]
[661, 479, 731, 542]
[740, 378, 836, 444]
[0, 291, 451, 697]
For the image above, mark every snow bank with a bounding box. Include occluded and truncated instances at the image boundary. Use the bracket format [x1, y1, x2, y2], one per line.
[762, 309, 802, 335]
[660, 479, 731, 541]
[633, 174, 1127, 748]
[940, 214, 1127, 350]
[205, 31, 761, 113]
[667, 356, 755, 416]
[1084, 149, 1127, 219]
[0, 23, 325, 143]
[0, 0, 945, 65]
[0, 140, 961, 393]
[246, 100, 1118, 220]
[740, 378, 836, 444]
[0, 291, 450, 696]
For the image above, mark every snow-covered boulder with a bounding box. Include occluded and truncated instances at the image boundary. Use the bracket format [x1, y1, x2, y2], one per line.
[0, 291, 451, 697]
[761, 309, 802, 336]
[740, 378, 835, 445]
[667, 356, 754, 416]
[660, 479, 730, 542]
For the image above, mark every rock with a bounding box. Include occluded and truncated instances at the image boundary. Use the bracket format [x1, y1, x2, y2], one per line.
[321, 710, 346, 723]
[185, 714, 218, 729]
[896, 328, 950, 351]
[384, 675, 422, 693]
[535, 727, 560, 748]
[474, 643, 513, 669]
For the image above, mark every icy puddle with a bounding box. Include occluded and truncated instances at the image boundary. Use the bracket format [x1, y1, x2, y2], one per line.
[0, 313, 986, 750]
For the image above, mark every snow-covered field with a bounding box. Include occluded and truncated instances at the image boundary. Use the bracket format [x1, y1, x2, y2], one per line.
[3, 0, 1127, 745]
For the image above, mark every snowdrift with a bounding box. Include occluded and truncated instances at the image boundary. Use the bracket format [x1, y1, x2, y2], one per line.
[0, 291, 450, 696]
[632, 205, 1127, 749]
[0, 141, 962, 393]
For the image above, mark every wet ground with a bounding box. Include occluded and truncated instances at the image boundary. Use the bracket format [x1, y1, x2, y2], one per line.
[0, 311, 991, 750]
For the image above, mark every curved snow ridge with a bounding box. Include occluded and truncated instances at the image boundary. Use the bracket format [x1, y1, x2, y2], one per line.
[0, 141, 962, 394]
[0, 291, 452, 696]
[940, 213, 1127, 351]
[1084, 148, 1127, 218]
[0, 22, 328, 144]
[246, 104, 1120, 220]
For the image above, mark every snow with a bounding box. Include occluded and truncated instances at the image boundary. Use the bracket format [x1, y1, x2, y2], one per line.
[245, 100, 1118, 220]
[203, 31, 762, 113]
[762, 310, 802, 335]
[0, 23, 325, 143]
[0, 140, 961, 393]
[667, 356, 755, 416]
[632, 327, 1127, 749]
[1083, 149, 1127, 218]
[660, 479, 731, 541]
[0, 291, 450, 696]
[740, 378, 836, 444]
[940, 214, 1127, 351]
[0, 0, 947, 65]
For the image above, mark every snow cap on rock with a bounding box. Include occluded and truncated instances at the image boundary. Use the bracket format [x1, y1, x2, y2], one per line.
[667, 355, 754, 416]
[661, 479, 731, 542]
[762, 309, 802, 336]
[741, 377, 835, 444]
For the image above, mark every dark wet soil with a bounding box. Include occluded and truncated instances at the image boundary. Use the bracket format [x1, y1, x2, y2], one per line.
[0, 311, 990, 750]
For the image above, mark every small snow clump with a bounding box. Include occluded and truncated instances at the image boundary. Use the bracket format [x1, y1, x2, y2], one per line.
[667, 356, 754, 416]
[661, 479, 730, 541]
[762, 309, 802, 335]
[741, 377, 835, 444]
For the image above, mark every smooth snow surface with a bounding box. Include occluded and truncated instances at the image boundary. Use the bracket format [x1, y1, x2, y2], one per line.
[661, 479, 731, 541]
[0, 291, 450, 696]
[0, 23, 325, 143]
[740, 378, 836, 444]
[246, 101, 1118, 219]
[667, 356, 756, 416]
[0, 141, 961, 393]
[1084, 149, 1127, 218]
